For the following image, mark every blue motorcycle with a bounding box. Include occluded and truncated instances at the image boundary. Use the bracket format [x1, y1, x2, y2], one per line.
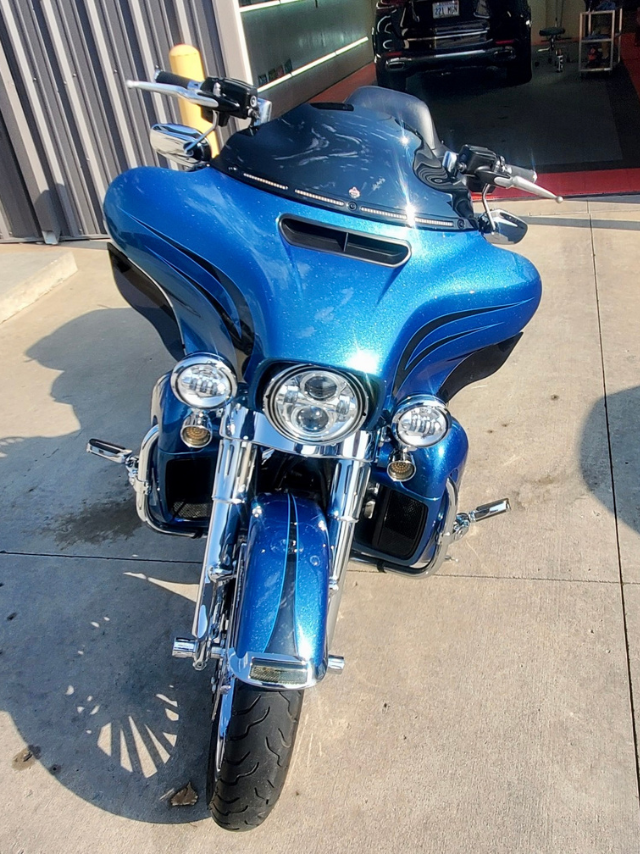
[89, 69, 560, 830]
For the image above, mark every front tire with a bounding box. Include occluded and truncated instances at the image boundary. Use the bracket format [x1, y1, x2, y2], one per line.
[207, 680, 304, 831]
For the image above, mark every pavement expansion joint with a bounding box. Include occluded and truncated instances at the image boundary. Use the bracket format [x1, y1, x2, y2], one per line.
[439, 572, 619, 584]
[0, 549, 202, 566]
[588, 207, 640, 813]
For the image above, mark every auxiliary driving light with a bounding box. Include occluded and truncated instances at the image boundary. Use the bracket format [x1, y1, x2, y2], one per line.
[180, 411, 213, 448]
[387, 449, 416, 482]
[171, 353, 236, 409]
[392, 396, 450, 448]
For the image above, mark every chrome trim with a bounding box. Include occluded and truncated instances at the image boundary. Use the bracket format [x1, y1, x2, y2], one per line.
[452, 497, 511, 540]
[387, 448, 417, 482]
[86, 438, 132, 465]
[256, 98, 272, 127]
[170, 352, 237, 410]
[222, 402, 375, 461]
[189, 438, 257, 669]
[326, 456, 371, 645]
[442, 150, 459, 177]
[229, 650, 318, 689]
[133, 425, 197, 538]
[263, 365, 368, 446]
[172, 637, 198, 658]
[405, 30, 488, 47]
[392, 395, 450, 449]
[149, 123, 212, 167]
[387, 48, 504, 67]
[180, 410, 213, 448]
[327, 655, 345, 671]
[214, 676, 236, 775]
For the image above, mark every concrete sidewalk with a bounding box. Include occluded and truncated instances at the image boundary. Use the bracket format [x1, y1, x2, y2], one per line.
[1, 199, 640, 853]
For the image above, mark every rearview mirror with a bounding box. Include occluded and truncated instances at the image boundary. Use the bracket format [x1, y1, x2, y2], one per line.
[480, 209, 528, 245]
[150, 123, 212, 168]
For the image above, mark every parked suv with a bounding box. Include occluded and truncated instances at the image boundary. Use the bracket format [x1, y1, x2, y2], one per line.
[373, 0, 532, 90]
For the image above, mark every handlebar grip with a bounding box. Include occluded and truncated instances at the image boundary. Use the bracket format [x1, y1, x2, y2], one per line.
[155, 70, 197, 89]
[507, 164, 537, 183]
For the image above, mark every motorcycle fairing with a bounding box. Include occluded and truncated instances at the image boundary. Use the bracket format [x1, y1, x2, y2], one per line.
[149, 373, 219, 532]
[230, 493, 331, 688]
[104, 164, 541, 413]
[355, 417, 469, 567]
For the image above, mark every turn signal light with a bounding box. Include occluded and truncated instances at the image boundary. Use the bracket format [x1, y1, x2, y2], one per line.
[181, 412, 213, 448]
[387, 449, 416, 482]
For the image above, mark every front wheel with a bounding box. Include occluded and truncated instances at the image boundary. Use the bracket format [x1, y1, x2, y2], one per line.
[207, 679, 304, 831]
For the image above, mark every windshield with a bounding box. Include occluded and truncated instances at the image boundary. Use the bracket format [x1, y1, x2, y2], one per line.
[213, 100, 475, 232]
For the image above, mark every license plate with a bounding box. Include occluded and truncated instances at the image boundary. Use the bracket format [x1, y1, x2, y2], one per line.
[433, 0, 459, 18]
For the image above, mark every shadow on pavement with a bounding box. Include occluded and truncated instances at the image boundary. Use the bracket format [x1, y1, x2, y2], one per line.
[0, 308, 212, 823]
[0, 307, 181, 554]
[0, 558, 211, 823]
[581, 386, 640, 534]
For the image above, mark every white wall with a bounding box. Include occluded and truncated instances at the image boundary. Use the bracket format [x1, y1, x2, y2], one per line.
[239, 0, 374, 113]
[531, 0, 584, 42]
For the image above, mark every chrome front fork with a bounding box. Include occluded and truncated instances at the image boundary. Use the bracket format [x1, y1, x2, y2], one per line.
[173, 432, 373, 672]
[173, 437, 256, 670]
[326, 457, 370, 648]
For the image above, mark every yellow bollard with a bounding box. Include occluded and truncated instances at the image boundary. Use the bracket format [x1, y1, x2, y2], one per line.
[169, 44, 219, 155]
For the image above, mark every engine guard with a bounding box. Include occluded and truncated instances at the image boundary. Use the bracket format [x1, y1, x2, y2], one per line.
[228, 493, 331, 690]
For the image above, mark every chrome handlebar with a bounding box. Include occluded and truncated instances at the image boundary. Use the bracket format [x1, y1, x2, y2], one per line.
[126, 73, 272, 128]
[126, 79, 220, 109]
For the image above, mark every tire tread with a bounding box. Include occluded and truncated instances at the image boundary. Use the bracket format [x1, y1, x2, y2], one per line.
[208, 682, 303, 831]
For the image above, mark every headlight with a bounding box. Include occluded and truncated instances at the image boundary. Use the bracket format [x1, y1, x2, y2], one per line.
[171, 353, 236, 409]
[392, 396, 450, 448]
[264, 366, 367, 444]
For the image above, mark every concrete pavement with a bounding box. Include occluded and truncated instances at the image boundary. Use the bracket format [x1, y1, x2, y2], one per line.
[0, 249, 77, 324]
[1, 199, 640, 853]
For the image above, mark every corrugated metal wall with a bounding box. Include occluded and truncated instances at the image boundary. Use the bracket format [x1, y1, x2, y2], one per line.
[0, 0, 225, 241]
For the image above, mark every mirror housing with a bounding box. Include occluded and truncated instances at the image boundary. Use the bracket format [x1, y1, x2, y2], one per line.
[150, 123, 212, 167]
[480, 209, 528, 245]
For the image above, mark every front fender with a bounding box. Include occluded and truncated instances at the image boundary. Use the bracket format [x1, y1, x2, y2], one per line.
[229, 493, 331, 689]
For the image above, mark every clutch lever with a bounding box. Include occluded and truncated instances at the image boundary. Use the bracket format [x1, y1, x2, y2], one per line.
[126, 80, 220, 110]
[494, 173, 563, 203]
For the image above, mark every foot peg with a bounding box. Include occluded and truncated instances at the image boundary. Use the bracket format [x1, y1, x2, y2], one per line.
[452, 498, 510, 541]
[173, 637, 198, 659]
[86, 438, 132, 465]
[467, 498, 510, 523]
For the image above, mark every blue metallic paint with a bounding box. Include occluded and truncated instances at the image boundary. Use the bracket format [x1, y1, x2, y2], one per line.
[355, 418, 469, 566]
[104, 108, 542, 613]
[234, 494, 330, 673]
[104, 163, 541, 413]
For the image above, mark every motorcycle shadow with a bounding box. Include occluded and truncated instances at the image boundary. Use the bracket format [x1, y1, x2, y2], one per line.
[0, 307, 210, 822]
[1, 559, 212, 822]
[581, 386, 640, 537]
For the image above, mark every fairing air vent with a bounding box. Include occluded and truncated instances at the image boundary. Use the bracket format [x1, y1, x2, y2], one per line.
[279, 217, 410, 268]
